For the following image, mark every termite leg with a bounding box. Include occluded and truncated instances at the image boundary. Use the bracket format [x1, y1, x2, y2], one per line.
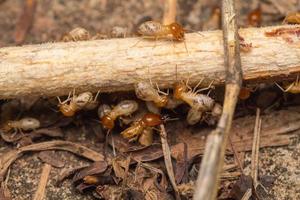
[275, 82, 293, 92]
[152, 36, 159, 50]
[155, 83, 168, 96]
[195, 80, 215, 94]
[192, 78, 205, 93]
[93, 90, 101, 102]
[11, 128, 18, 138]
[183, 39, 189, 55]
[57, 91, 72, 105]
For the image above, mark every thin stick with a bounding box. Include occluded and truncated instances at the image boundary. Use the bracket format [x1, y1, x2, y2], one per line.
[229, 136, 244, 174]
[193, 0, 243, 199]
[251, 109, 261, 186]
[242, 108, 262, 200]
[160, 124, 180, 200]
[163, 0, 177, 25]
[33, 163, 52, 200]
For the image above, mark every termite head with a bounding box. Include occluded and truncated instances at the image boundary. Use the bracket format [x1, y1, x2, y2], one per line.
[141, 113, 164, 127]
[98, 104, 112, 119]
[59, 102, 77, 117]
[101, 115, 115, 130]
[1, 121, 13, 132]
[173, 82, 187, 99]
[169, 22, 185, 41]
[19, 118, 40, 130]
[239, 87, 251, 100]
[155, 96, 168, 107]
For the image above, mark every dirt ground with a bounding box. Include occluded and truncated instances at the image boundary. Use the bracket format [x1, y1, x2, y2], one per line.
[0, 0, 300, 200]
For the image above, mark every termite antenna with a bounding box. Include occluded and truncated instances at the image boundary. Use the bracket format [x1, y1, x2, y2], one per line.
[194, 80, 215, 94]
[192, 78, 205, 93]
[57, 96, 62, 104]
[162, 115, 179, 122]
[94, 90, 101, 101]
[185, 75, 193, 91]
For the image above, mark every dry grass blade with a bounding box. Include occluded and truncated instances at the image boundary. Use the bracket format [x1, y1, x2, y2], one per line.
[241, 109, 262, 200]
[33, 163, 52, 200]
[163, 0, 177, 25]
[0, 140, 104, 182]
[251, 109, 261, 186]
[160, 124, 180, 200]
[193, 0, 243, 199]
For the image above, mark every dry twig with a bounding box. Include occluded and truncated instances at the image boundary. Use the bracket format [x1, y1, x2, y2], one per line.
[33, 163, 52, 200]
[1, 25, 300, 99]
[163, 0, 177, 25]
[193, 0, 243, 199]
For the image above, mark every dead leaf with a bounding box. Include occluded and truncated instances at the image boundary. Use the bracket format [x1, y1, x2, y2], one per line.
[72, 161, 108, 183]
[230, 174, 253, 199]
[56, 165, 89, 186]
[0, 140, 104, 182]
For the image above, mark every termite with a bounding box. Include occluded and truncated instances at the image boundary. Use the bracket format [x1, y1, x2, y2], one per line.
[61, 27, 90, 42]
[57, 90, 99, 117]
[186, 102, 222, 125]
[173, 80, 215, 112]
[283, 12, 300, 24]
[121, 113, 164, 139]
[136, 20, 191, 52]
[238, 86, 257, 100]
[100, 100, 139, 130]
[247, 7, 261, 27]
[82, 91, 100, 110]
[275, 76, 300, 94]
[1, 117, 40, 133]
[135, 81, 168, 108]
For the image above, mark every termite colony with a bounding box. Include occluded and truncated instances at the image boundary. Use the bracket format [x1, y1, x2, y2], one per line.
[1, 20, 224, 147]
[0, 77, 222, 147]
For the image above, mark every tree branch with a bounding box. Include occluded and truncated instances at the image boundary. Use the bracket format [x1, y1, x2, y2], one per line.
[0, 25, 300, 99]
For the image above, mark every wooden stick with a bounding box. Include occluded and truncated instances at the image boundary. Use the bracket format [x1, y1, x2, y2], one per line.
[1, 25, 300, 99]
[193, 0, 242, 199]
[33, 163, 52, 200]
[163, 0, 177, 24]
